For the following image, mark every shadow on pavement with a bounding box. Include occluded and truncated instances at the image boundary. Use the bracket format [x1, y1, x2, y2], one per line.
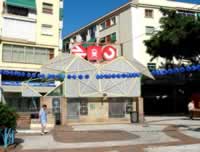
[15, 138, 24, 145]
[188, 128, 200, 132]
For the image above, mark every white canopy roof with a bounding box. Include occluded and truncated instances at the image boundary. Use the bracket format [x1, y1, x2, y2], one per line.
[41, 54, 154, 97]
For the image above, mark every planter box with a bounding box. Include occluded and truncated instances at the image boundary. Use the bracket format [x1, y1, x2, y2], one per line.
[17, 113, 31, 129]
[0, 128, 15, 148]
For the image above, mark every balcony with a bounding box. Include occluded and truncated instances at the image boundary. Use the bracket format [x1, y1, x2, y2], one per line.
[2, 15, 36, 42]
[1, 2, 37, 42]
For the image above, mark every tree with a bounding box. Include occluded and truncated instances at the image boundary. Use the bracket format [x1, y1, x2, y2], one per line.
[0, 103, 18, 128]
[144, 9, 200, 64]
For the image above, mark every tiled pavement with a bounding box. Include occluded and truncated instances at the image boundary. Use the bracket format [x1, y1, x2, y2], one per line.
[9, 116, 200, 152]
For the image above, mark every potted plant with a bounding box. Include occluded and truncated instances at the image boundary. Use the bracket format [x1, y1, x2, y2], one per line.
[0, 103, 18, 147]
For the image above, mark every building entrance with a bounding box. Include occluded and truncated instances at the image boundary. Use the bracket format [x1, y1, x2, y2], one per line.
[67, 99, 80, 120]
[109, 99, 125, 118]
[52, 98, 61, 125]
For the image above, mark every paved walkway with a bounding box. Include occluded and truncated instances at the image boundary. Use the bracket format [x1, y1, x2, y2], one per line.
[20, 125, 177, 150]
[13, 116, 200, 152]
[145, 144, 200, 152]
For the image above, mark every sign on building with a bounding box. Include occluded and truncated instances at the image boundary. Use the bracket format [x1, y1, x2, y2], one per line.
[71, 45, 87, 58]
[71, 45, 117, 62]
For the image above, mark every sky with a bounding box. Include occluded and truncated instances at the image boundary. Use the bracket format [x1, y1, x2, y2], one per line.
[62, 0, 128, 37]
[62, 0, 200, 37]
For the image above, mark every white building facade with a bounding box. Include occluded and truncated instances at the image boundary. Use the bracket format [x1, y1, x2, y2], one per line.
[0, 0, 63, 112]
[63, 0, 200, 68]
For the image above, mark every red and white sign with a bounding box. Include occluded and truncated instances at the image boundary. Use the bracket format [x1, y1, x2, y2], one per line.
[70, 45, 117, 62]
[87, 46, 102, 61]
[71, 45, 87, 58]
[102, 46, 117, 61]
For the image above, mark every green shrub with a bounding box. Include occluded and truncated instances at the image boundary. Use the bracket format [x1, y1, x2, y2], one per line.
[0, 103, 18, 128]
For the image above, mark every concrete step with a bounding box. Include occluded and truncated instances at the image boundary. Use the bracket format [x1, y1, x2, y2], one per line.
[17, 129, 51, 134]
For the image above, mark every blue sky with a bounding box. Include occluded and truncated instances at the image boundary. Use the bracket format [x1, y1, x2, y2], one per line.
[62, 0, 128, 37]
[62, 0, 200, 37]
[178, 0, 200, 4]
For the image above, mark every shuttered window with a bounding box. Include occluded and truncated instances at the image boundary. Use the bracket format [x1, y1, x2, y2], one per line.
[2, 44, 54, 64]
[145, 26, 155, 35]
[41, 24, 53, 36]
[111, 17, 116, 25]
[145, 9, 153, 18]
[2, 44, 12, 62]
[111, 32, 116, 42]
[100, 22, 106, 31]
[25, 47, 34, 63]
[12, 45, 24, 62]
[42, 3, 53, 14]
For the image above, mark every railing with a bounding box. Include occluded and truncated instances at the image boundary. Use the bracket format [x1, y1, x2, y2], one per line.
[0, 128, 15, 148]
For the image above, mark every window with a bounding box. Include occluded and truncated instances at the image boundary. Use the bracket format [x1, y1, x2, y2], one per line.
[5, 93, 40, 112]
[100, 37, 105, 43]
[111, 17, 116, 25]
[25, 47, 34, 63]
[7, 5, 28, 16]
[80, 101, 88, 115]
[145, 9, 153, 18]
[89, 26, 96, 38]
[177, 10, 195, 17]
[99, 33, 116, 45]
[34, 48, 48, 64]
[80, 32, 87, 41]
[145, 26, 155, 35]
[42, 3, 53, 14]
[2, 44, 12, 62]
[100, 17, 116, 31]
[106, 35, 111, 43]
[63, 38, 70, 52]
[49, 50, 54, 59]
[12, 45, 25, 63]
[100, 22, 106, 30]
[111, 32, 117, 42]
[147, 63, 156, 71]
[2, 44, 54, 64]
[41, 24, 53, 36]
[106, 19, 111, 27]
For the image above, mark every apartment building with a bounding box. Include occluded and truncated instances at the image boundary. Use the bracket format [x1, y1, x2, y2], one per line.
[63, 0, 200, 69]
[0, 0, 63, 112]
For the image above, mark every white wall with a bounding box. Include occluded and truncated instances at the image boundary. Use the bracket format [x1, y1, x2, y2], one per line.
[2, 17, 36, 42]
[98, 9, 133, 57]
[131, 6, 165, 67]
[118, 9, 133, 58]
[130, 0, 200, 67]
[98, 18, 121, 56]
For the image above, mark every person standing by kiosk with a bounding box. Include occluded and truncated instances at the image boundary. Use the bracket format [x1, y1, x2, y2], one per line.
[188, 100, 195, 120]
[39, 104, 48, 135]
